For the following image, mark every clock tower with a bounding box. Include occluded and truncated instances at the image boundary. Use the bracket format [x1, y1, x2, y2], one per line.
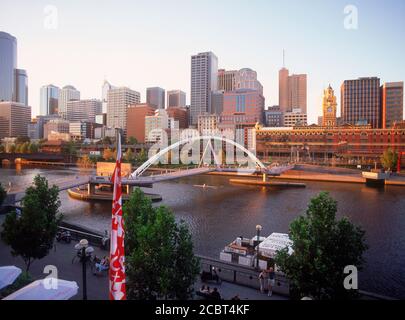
[322, 85, 337, 127]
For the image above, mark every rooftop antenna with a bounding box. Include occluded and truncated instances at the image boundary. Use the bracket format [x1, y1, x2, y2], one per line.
[283, 49, 285, 68]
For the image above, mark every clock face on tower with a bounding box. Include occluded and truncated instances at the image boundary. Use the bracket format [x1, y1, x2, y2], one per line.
[327, 106, 333, 113]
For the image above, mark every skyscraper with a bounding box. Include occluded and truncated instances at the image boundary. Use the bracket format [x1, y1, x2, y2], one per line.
[279, 68, 307, 114]
[107, 87, 140, 131]
[59, 85, 80, 119]
[147, 87, 165, 109]
[102, 80, 115, 114]
[40, 84, 60, 116]
[14, 69, 28, 106]
[167, 90, 186, 108]
[190, 52, 218, 125]
[381, 82, 404, 129]
[127, 103, 156, 143]
[235, 68, 263, 94]
[278, 68, 289, 113]
[341, 77, 381, 128]
[0, 32, 17, 102]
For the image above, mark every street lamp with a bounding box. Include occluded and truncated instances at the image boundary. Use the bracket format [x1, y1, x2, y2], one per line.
[74, 239, 94, 300]
[256, 225, 262, 269]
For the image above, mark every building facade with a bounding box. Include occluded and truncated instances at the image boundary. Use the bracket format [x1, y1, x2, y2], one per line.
[58, 85, 80, 119]
[0, 102, 31, 138]
[167, 107, 188, 129]
[145, 109, 173, 143]
[14, 69, 28, 105]
[279, 67, 307, 114]
[341, 77, 381, 128]
[126, 103, 156, 143]
[198, 114, 220, 136]
[381, 82, 404, 129]
[167, 90, 186, 108]
[66, 99, 102, 123]
[147, 87, 165, 109]
[0, 32, 17, 102]
[218, 69, 237, 92]
[43, 119, 70, 140]
[265, 106, 284, 127]
[283, 109, 308, 127]
[102, 80, 115, 114]
[107, 87, 140, 132]
[190, 52, 218, 125]
[322, 85, 338, 127]
[256, 125, 405, 165]
[40, 84, 60, 116]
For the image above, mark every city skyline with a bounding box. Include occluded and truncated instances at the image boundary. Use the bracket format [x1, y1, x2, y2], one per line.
[0, 0, 404, 124]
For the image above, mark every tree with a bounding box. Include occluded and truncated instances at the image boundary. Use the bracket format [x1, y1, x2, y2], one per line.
[77, 155, 93, 168]
[62, 141, 78, 163]
[136, 148, 148, 164]
[15, 136, 30, 145]
[7, 144, 16, 153]
[28, 143, 39, 154]
[124, 188, 200, 300]
[124, 148, 135, 163]
[20, 142, 29, 154]
[128, 136, 138, 145]
[275, 192, 367, 300]
[380, 148, 398, 172]
[103, 148, 115, 162]
[0, 144, 5, 153]
[1, 175, 62, 271]
[0, 183, 6, 206]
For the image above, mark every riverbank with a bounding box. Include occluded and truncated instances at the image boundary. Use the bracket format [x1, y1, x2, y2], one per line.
[67, 188, 162, 202]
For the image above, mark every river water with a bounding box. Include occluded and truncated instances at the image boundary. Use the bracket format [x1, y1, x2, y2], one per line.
[1, 166, 404, 299]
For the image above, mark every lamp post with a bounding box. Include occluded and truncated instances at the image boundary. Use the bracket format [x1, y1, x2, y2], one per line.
[256, 225, 262, 269]
[75, 239, 94, 300]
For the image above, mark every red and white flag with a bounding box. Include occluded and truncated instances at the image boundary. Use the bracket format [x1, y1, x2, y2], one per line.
[109, 132, 127, 300]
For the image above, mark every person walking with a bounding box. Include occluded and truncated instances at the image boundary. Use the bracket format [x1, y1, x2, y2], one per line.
[267, 267, 276, 297]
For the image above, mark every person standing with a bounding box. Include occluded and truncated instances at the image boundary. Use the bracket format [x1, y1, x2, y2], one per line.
[259, 269, 268, 293]
[267, 267, 276, 297]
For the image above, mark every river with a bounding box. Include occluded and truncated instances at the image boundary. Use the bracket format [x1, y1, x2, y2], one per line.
[1, 166, 404, 299]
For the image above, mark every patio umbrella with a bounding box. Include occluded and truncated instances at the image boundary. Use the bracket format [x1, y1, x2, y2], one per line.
[2, 279, 79, 300]
[0, 266, 22, 290]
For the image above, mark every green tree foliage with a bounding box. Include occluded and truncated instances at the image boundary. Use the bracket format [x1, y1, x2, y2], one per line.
[127, 136, 138, 145]
[380, 148, 398, 172]
[7, 144, 16, 153]
[124, 148, 135, 163]
[62, 141, 78, 163]
[275, 192, 367, 300]
[28, 143, 39, 153]
[0, 144, 5, 153]
[1, 175, 62, 271]
[124, 188, 200, 300]
[0, 183, 6, 206]
[15, 136, 30, 144]
[136, 148, 148, 164]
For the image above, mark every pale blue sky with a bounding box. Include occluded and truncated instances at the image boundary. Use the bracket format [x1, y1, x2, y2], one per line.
[1, 0, 404, 122]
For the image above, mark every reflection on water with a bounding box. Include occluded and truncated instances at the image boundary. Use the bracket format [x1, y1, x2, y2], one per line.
[1, 167, 405, 299]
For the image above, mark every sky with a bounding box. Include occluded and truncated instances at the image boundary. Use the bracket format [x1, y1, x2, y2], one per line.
[1, 0, 404, 123]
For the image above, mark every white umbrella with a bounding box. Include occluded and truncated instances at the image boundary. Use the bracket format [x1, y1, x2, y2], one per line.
[0, 266, 22, 290]
[2, 279, 78, 300]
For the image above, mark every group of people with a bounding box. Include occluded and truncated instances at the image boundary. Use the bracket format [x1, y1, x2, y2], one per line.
[199, 285, 222, 300]
[259, 267, 276, 297]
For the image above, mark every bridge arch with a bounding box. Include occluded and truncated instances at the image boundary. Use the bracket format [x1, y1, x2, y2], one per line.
[130, 135, 266, 179]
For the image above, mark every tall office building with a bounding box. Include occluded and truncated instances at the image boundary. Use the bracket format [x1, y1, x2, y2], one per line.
[14, 69, 28, 105]
[58, 85, 80, 119]
[40, 84, 60, 116]
[102, 80, 115, 114]
[190, 52, 218, 125]
[167, 107, 189, 129]
[107, 87, 140, 131]
[66, 99, 102, 123]
[167, 90, 186, 108]
[211, 90, 224, 115]
[0, 32, 17, 102]
[341, 77, 381, 128]
[0, 102, 31, 138]
[235, 68, 263, 94]
[279, 68, 289, 113]
[381, 82, 404, 129]
[218, 69, 237, 92]
[279, 68, 307, 114]
[147, 87, 165, 109]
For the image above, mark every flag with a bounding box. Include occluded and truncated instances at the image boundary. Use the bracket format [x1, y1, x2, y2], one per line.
[109, 132, 126, 300]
